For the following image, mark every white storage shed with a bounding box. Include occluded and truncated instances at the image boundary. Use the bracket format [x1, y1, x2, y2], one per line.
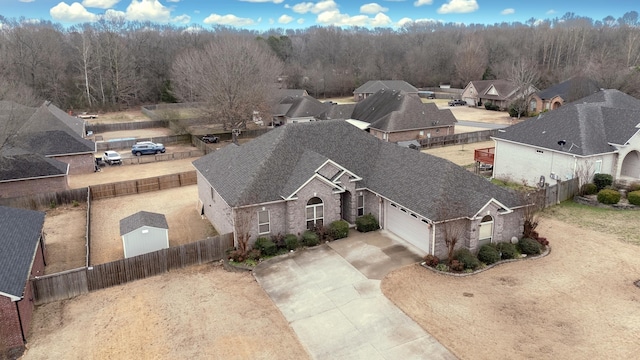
[119, 211, 169, 258]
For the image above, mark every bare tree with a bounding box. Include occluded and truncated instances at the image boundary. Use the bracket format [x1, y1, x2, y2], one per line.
[171, 36, 283, 130]
[454, 33, 488, 87]
[508, 58, 540, 118]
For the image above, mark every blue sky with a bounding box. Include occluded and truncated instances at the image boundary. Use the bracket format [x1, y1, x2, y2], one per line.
[1, 0, 637, 30]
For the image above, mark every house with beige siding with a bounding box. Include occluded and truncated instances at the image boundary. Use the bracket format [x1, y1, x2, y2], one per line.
[193, 121, 525, 258]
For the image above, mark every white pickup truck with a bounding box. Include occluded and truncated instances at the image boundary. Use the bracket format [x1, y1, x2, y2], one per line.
[77, 112, 98, 119]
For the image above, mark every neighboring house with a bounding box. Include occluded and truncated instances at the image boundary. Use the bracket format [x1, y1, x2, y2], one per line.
[0, 206, 46, 358]
[353, 80, 418, 102]
[492, 89, 640, 188]
[462, 79, 538, 109]
[120, 211, 170, 258]
[346, 89, 457, 143]
[193, 121, 525, 259]
[0, 101, 95, 197]
[529, 77, 600, 113]
[272, 95, 330, 125]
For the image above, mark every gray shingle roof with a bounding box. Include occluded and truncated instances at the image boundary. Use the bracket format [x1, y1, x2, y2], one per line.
[193, 121, 522, 221]
[0, 148, 68, 182]
[120, 211, 169, 236]
[349, 90, 456, 131]
[537, 77, 600, 102]
[494, 89, 640, 155]
[468, 79, 518, 101]
[0, 206, 45, 299]
[276, 95, 330, 119]
[354, 80, 418, 95]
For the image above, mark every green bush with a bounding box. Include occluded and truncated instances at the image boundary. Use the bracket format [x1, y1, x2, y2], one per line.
[253, 237, 277, 256]
[435, 263, 449, 272]
[284, 234, 299, 251]
[328, 220, 350, 239]
[484, 102, 500, 111]
[518, 237, 541, 255]
[246, 249, 261, 261]
[455, 248, 481, 270]
[355, 214, 379, 232]
[496, 242, 518, 260]
[597, 189, 621, 205]
[593, 173, 613, 191]
[581, 183, 598, 195]
[477, 244, 501, 264]
[627, 190, 640, 206]
[301, 230, 319, 247]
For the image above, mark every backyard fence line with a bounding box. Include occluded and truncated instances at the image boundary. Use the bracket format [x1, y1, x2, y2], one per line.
[418, 129, 498, 149]
[86, 187, 91, 268]
[89, 171, 197, 200]
[121, 150, 204, 165]
[540, 178, 580, 207]
[0, 187, 88, 210]
[30, 233, 234, 305]
[86, 120, 169, 133]
[96, 134, 191, 151]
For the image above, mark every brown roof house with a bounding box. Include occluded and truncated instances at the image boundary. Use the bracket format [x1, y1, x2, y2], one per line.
[193, 121, 526, 258]
[461, 79, 538, 109]
[321, 89, 457, 143]
[0, 101, 96, 198]
[0, 206, 46, 359]
[353, 80, 418, 102]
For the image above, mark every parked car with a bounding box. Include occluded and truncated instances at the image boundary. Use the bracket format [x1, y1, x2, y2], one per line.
[448, 99, 467, 106]
[103, 150, 122, 165]
[202, 135, 219, 143]
[131, 142, 165, 156]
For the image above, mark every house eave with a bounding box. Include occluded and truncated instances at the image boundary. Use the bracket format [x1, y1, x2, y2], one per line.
[0, 291, 21, 302]
[492, 137, 617, 157]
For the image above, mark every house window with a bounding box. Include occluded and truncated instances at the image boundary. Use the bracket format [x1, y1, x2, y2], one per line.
[382, 133, 388, 140]
[258, 210, 270, 234]
[357, 193, 364, 216]
[594, 160, 602, 174]
[529, 100, 537, 112]
[419, 130, 424, 136]
[478, 215, 493, 247]
[306, 197, 324, 230]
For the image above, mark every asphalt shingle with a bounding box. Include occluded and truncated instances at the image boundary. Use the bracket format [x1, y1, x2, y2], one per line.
[120, 211, 169, 236]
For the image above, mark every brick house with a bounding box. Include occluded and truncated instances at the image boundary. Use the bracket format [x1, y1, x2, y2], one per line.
[461, 79, 538, 109]
[529, 77, 600, 114]
[0, 206, 46, 359]
[0, 101, 95, 197]
[193, 121, 525, 258]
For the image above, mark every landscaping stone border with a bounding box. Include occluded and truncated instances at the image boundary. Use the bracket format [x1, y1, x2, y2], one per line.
[420, 245, 551, 277]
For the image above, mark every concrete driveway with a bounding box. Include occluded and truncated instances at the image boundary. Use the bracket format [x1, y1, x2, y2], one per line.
[253, 230, 456, 360]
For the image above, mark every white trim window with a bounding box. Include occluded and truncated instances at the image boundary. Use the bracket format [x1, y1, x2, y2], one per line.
[594, 160, 602, 174]
[258, 210, 270, 234]
[357, 193, 364, 217]
[306, 197, 324, 230]
[478, 215, 494, 247]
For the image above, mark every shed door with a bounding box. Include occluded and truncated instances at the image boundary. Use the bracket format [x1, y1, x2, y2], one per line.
[385, 202, 430, 253]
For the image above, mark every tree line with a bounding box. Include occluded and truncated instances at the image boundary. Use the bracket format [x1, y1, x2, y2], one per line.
[0, 11, 639, 111]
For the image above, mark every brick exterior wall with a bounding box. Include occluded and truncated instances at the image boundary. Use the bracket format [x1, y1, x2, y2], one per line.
[286, 177, 341, 236]
[197, 172, 234, 237]
[0, 176, 68, 198]
[369, 127, 454, 143]
[53, 153, 95, 175]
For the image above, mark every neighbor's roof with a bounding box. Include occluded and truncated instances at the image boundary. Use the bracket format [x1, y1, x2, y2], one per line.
[468, 79, 520, 101]
[494, 89, 640, 156]
[0, 206, 45, 299]
[193, 121, 522, 221]
[120, 211, 169, 236]
[0, 148, 69, 182]
[8, 130, 95, 156]
[537, 77, 600, 102]
[354, 80, 418, 95]
[350, 90, 456, 132]
[273, 95, 329, 119]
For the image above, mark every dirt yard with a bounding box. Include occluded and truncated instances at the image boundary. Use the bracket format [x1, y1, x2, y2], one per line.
[382, 210, 640, 360]
[93, 127, 175, 141]
[43, 204, 88, 274]
[422, 140, 494, 167]
[90, 185, 215, 265]
[23, 264, 309, 360]
[87, 109, 148, 123]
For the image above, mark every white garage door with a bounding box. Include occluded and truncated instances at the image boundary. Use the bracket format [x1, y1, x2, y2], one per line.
[385, 202, 430, 254]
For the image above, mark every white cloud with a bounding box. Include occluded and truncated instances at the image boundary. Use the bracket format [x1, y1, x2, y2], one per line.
[278, 14, 294, 24]
[82, 0, 119, 8]
[297, 18, 305, 24]
[546, 9, 556, 15]
[370, 12, 391, 26]
[166, 0, 180, 3]
[501, 8, 514, 15]
[104, 8, 126, 18]
[171, 14, 190, 24]
[414, 0, 433, 6]
[398, 17, 440, 27]
[125, 0, 171, 22]
[19, 0, 36, 3]
[286, 0, 337, 15]
[437, 0, 478, 14]
[50, 2, 98, 22]
[360, 3, 388, 14]
[203, 13, 256, 26]
[239, 0, 284, 3]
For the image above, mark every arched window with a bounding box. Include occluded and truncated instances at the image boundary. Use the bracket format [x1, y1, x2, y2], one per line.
[478, 215, 494, 247]
[306, 197, 324, 230]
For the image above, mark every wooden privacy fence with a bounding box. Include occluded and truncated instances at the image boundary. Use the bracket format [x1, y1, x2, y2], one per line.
[31, 233, 234, 305]
[418, 129, 498, 149]
[86, 120, 169, 133]
[0, 187, 88, 210]
[90, 171, 197, 200]
[542, 178, 580, 207]
[121, 150, 204, 165]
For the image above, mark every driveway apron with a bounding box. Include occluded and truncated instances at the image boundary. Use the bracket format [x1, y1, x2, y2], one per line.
[253, 230, 456, 360]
